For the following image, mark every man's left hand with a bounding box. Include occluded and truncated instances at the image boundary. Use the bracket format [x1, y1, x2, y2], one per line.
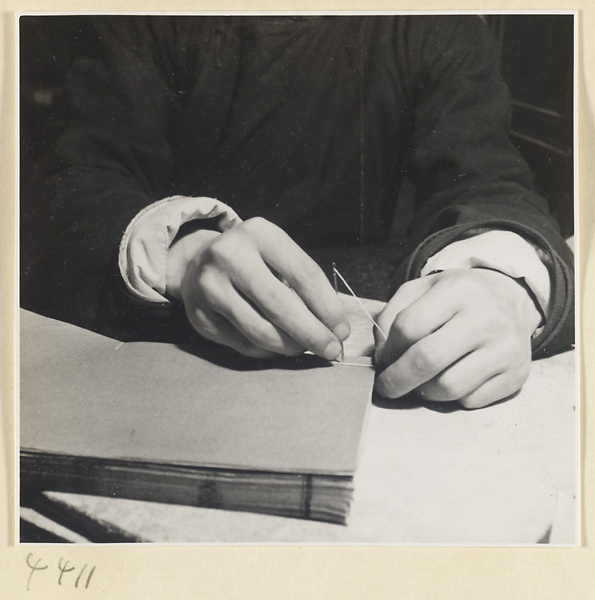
[374, 268, 542, 409]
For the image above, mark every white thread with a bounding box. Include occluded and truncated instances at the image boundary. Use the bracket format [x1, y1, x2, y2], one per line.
[333, 267, 388, 341]
[333, 360, 374, 368]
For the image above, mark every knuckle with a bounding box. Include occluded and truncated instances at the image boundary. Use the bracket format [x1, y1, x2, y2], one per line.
[433, 372, 465, 401]
[257, 286, 291, 322]
[206, 236, 236, 264]
[414, 384, 437, 402]
[243, 324, 273, 347]
[194, 267, 219, 296]
[275, 340, 304, 357]
[302, 329, 333, 354]
[410, 340, 441, 376]
[293, 255, 324, 284]
[242, 216, 270, 235]
[482, 314, 504, 337]
[185, 272, 230, 315]
[459, 395, 484, 410]
[510, 362, 531, 391]
[205, 292, 227, 315]
[457, 269, 486, 290]
[500, 344, 532, 383]
[440, 270, 488, 303]
[243, 322, 287, 353]
[390, 312, 419, 343]
[187, 308, 215, 337]
[519, 360, 532, 383]
[459, 273, 481, 294]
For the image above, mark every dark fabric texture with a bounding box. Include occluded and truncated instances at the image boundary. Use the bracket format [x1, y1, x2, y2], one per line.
[21, 15, 574, 355]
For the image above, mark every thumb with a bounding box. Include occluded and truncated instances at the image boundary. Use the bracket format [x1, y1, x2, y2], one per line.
[374, 274, 438, 365]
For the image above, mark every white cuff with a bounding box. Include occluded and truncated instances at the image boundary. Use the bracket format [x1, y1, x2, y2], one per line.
[118, 195, 241, 303]
[419, 230, 551, 320]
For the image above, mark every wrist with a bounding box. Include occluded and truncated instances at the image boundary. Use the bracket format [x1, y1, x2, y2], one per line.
[165, 229, 220, 300]
[479, 268, 542, 337]
[508, 275, 544, 337]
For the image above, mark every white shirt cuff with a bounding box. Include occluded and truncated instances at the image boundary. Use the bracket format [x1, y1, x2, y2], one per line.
[419, 230, 551, 321]
[120, 200, 551, 324]
[118, 195, 241, 303]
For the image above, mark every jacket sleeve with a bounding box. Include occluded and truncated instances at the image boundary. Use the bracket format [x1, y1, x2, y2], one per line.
[21, 17, 195, 341]
[393, 15, 574, 357]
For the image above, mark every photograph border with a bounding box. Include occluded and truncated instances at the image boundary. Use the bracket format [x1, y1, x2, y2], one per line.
[2, 1, 594, 598]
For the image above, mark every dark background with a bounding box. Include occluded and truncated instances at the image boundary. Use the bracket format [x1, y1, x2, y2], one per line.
[19, 14, 575, 238]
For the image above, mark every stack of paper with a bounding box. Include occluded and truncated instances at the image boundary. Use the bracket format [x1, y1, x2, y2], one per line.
[20, 304, 376, 524]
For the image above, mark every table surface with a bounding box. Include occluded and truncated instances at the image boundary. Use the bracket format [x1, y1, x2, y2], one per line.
[19, 296, 577, 545]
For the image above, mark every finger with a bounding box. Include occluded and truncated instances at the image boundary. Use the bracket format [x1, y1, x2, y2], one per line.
[230, 250, 344, 360]
[374, 312, 480, 399]
[185, 304, 277, 359]
[378, 278, 461, 368]
[415, 347, 506, 402]
[206, 281, 306, 356]
[243, 218, 350, 341]
[457, 369, 531, 410]
[374, 275, 438, 364]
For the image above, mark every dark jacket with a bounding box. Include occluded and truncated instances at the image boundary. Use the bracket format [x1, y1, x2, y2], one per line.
[21, 15, 574, 355]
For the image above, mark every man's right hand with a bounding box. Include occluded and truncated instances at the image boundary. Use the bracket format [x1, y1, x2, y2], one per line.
[166, 217, 350, 359]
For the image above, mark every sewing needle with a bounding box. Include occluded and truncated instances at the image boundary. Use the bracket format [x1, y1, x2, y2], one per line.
[332, 262, 345, 363]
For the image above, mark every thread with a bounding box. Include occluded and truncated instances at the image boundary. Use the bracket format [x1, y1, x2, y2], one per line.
[332, 266, 388, 341]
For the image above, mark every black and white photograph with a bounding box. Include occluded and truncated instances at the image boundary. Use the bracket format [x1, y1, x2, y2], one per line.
[18, 12, 577, 545]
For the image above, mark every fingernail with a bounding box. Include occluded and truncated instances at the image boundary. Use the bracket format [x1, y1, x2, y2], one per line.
[374, 342, 385, 368]
[374, 347, 382, 367]
[332, 321, 350, 342]
[321, 339, 342, 361]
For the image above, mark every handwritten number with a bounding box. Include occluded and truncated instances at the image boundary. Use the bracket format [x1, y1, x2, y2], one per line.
[86, 565, 96, 589]
[25, 553, 48, 592]
[25, 554, 96, 591]
[57, 557, 75, 585]
[74, 563, 95, 589]
[75, 563, 87, 588]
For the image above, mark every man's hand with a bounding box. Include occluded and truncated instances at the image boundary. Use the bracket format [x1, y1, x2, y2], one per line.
[374, 269, 542, 409]
[166, 217, 350, 359]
